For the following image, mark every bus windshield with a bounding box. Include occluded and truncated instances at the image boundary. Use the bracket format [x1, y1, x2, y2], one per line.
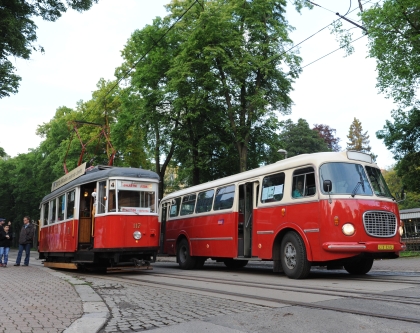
[320, 162, 373, 196]
[365, 166, 393, 198]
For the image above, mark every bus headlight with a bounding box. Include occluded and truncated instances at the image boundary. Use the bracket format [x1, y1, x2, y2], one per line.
[133, 231, 142, 240]
[342, 223, 355, 236]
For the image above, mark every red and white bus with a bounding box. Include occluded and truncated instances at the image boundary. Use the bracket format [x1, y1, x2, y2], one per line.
[159, 151, 405, 279]
[39, 165, 160, 271]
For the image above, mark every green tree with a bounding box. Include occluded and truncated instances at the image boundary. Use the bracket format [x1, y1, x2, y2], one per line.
[278, 119, 329, 157]
[0, 0, 98, 98]
[361, 0, 420, 106]
[383, 167, 420, 209]
[346, 117, 376, 160]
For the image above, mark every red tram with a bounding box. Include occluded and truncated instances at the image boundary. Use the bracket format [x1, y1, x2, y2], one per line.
[39, 164, 160, 271]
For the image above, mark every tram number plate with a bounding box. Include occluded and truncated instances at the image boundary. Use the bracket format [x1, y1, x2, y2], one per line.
[378, 245, 394, 250]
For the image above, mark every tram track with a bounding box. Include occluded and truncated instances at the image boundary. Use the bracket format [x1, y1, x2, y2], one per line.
[73, 270, 420, 325]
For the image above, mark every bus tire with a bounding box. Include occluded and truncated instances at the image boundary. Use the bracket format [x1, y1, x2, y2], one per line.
[177, 239, 196, 270]
[223, 259, 248, 269]
[280, 231, 311, 279]
[344, 257, 374, 275]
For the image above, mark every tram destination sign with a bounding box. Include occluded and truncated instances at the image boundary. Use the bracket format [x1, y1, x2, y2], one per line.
[51, 162, 87, 192]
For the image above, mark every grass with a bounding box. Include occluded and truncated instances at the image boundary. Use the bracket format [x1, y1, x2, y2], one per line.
[400, 251, 420, 257]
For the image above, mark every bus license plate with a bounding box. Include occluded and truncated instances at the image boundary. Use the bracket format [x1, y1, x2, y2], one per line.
[378, 245, 394, 250]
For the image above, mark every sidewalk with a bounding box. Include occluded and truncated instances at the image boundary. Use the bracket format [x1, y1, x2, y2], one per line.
[0, 250, 109, 333]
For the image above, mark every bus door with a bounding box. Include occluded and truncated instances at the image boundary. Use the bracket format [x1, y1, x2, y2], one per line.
[238, 182, 253, 258]
[78, 183, 95, 249]
[160, 203, 168, 254]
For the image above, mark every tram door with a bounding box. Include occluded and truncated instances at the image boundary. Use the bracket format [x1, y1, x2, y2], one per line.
[78, 183, 96, 249]
[238, 183, 253, 258]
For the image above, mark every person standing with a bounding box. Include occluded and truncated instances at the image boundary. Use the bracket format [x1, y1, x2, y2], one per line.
[0, 225, 13, 267]
[14, 216, 34, 267]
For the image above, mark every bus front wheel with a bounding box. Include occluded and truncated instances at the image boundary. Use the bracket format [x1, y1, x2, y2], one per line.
[177, 239, 196, 270]
[280, 231, 311, 279]
[344, 257, 374, 275]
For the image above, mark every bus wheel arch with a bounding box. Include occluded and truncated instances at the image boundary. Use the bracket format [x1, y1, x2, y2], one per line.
[176, 236, 197, 270]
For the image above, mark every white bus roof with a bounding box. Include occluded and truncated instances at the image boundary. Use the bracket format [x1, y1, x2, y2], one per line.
[162, 151, 376, 201]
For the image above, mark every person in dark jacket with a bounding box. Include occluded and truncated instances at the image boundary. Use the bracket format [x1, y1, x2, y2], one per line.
[14, 216, 34, 266]
[0, 225, 13, 267]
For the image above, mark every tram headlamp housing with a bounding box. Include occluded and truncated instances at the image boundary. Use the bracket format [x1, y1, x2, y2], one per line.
[133, 231, 142, 240]
[342, 223, 355, 236]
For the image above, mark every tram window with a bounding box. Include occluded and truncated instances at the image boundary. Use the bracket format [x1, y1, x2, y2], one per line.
[214, 185, 235, 210]
[292, 167, 316, 198]
[97, 181, 106, 214]
[42, 203, 48, 226]
[49, 199, 56, 223]
[67, 190, 75, 219]
[108, 190, 116, 212]
[180, 194, 196, 216]
[58, 194, 66, 221]
[195, 189, 214, 213]
[261, 173, 285, 203]
[118, 190, 156, 213]
[169, 197, 181, 217]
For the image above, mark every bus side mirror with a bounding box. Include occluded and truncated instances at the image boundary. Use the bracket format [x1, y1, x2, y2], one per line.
[323, 180, 332, 193]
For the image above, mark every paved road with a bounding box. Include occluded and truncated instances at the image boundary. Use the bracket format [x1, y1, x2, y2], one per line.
[1, 251, 419, 333]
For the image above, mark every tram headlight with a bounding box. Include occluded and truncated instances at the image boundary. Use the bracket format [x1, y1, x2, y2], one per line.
[133, 231, 142, 240]
[342, 223, 355, 236]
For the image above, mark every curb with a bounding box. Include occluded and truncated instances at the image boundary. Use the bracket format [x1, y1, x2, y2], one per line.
[45, 270, 110, 333]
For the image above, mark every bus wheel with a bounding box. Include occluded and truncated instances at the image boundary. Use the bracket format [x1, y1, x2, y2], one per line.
[177, 239, 196, 270]
[223, 259, 249, 269]
[280, 231, 311, 279]
[344, 257, 374, 275]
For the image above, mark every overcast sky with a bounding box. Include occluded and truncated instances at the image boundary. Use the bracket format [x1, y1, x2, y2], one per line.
[0, 0, 397, 169]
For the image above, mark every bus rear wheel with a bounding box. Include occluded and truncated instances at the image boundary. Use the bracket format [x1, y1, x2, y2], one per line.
[344, 257, 374, 275]
[223, 259, 248, 269]
[280, 231, 311, 279]
[177, 239, 196, 270]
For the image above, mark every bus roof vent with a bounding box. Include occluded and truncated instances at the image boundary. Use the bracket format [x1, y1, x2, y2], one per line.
[347, 151, 373, 163]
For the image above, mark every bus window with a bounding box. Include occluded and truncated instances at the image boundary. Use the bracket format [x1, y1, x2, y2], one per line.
[97, 181, 106, 214]
[67, 190, 75, 219]
[292, 167, 316, 198]
[195, 189, 214, 213]
[320, 163, 373, 196]
[214, 185, 235, 210]
[49, 199, 56, 223]
[170, 198, 181, 217]
[365, 166, 393, 198]
[58, 194, 66, 221]
[261, 173, 285, 203]
[180, 194, 196, 216]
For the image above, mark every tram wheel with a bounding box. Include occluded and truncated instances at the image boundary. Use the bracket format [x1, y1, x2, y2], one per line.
[177, 239, 197, 270]
[280, 231, 311, 279]
[344, 257, 374, 275]
[223, 259, 248, 269]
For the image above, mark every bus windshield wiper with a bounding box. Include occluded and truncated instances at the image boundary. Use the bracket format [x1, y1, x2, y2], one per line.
[351, 182, 362, 197]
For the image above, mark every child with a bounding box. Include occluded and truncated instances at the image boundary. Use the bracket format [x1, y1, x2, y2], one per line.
[0, 225, 13, 267]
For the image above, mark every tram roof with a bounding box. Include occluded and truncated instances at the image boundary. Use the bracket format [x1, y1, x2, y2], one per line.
[162, 151, 377, 201]
[41, 165, 159, 203]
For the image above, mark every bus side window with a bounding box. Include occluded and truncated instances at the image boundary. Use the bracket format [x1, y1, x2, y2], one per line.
[169, 197, 181, 217]
[292, 167, 316, 198]
[214, 185, 235, 210]
[180, 194, 196, 216]
[261, 173, 285, 203]
[195, 189, 214, 213]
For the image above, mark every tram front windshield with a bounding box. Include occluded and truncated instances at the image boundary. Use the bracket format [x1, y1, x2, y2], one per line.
[107, 180, 156, 213]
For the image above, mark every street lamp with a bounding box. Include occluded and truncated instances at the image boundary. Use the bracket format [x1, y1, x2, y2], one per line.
[278, 149, 287, 160]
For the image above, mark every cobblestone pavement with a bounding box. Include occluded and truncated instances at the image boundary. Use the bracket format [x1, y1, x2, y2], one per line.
[78, 276, 271, 333]
[0, 265, 82, 333]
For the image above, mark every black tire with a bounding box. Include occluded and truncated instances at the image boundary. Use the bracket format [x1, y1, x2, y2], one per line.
[177, 239, 196, 270]
[223, 259, 249, 269]
[344, 257, 374, 275]
[280, 231, 311, 279]
[194, 257, 206, 269]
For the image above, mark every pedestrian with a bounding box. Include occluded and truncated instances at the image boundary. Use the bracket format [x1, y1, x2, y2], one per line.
[0, 225, 13, 267]
[0, 218, 5, 231]
[14, 216, 34, 267]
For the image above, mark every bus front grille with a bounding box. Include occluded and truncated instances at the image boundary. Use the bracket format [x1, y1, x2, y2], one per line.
[363, 211, 397, 237]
